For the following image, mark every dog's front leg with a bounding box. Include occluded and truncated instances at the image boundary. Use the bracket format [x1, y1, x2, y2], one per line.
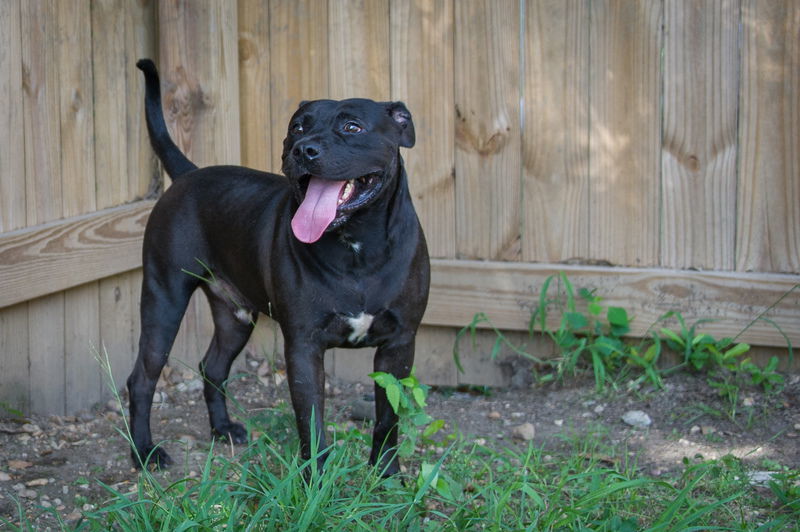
[284, 340, 328, 471]
[370, 338, 415, 476]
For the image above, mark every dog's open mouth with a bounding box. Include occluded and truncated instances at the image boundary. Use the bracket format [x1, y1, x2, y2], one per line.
[291, 173, 382, 243]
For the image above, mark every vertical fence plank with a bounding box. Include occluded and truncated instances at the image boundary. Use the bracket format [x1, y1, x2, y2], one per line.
[588, 0, 662, 267]
[454, 0, 521, 261]
[0, 0, 30, 413]
[268, 0, 329, 171]
[522, 0, 590, 262]
[329, 0, 390, 99]
[391, 0, 456, 260]
[94, 0, 156, 396]
[661, 0, 739, 270]
[238, 0, 272, 172]
[737, 0, 800, 273]
[22, 0, 66, 415]
[158, 0, 241, 368]
[58, 0, 101, 414]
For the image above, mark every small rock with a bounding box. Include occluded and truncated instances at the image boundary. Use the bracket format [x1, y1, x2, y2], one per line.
[0, 472, 10, 482]
[747, 471, 777, 487]
[349, 398, 375, 422]
[176, 379, 204, 393]
[20, 489, 37, 499]
[701, 425, 716, 435]
[554, 419, 564, 427]
[7, 460, 32, 470]
[26, 478, 49, 487]
[511, 422, 535, 441]
[474, 438, 486, 446]
[21, 424, 42, 435]
[690, 425, 701, 435]
[487, 411, 502, 420]
[594, 405, 605, 414]
[622, 410, 652, 429]
[742, 397, 755, 407]
[793, 423, 800, 431]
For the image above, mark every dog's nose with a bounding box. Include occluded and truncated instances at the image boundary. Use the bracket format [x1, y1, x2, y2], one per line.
[293, 143, 321, 161]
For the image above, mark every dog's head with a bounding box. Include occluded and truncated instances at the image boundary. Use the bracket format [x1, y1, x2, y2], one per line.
[281, 98, 415, 244]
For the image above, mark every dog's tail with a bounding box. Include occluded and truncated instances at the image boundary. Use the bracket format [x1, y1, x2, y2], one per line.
[136, 58, 198, 179]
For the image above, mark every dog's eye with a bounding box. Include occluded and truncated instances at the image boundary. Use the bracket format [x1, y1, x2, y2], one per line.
[290, 123, 304, 135]
[342, 122, 363, 134]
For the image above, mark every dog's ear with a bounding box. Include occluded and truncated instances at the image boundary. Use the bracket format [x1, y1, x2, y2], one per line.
[387, 102, 415, 148]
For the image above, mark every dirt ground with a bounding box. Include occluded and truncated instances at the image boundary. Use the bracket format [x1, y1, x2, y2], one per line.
[2, 351, 799, 529]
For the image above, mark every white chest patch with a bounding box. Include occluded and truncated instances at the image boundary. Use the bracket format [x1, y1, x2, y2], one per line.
[346, 312, 374, 343]
[234, 308, 253, 324]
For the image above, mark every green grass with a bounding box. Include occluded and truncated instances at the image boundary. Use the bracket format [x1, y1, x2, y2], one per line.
[4, 410, 798, 531]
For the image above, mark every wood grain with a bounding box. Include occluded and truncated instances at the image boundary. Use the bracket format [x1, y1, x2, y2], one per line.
[238, 0, 272, 172]
[328, 0, 390, 99]
[454, 0, 521, 260]
[390, 0, 456, 259]
[736, 0, 800, 273]
[522, 0, 590, 262]
[424, 259, 800, 349]
[588, 0, 662, 267]
[0, 0, 30, 413]
[661, 0, 739, 270]
[267, 0, 329, 171]
[21, 0, 65, 415]
[0, 0, 25, 233]
[0, 202, 154, 310]
[58, 0, 101, 414]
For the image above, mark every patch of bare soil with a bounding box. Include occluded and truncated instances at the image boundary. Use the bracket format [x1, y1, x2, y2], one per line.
[2, 352, 799, 529]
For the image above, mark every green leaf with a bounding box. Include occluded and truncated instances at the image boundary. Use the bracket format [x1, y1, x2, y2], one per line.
[412, 386, 427, 407]
[565, 311, 589, 330]
[723, 342, 750, 359]
[587, 302, 603, 316]
[607, 306, 629, 327]
[369, 372, 395, 388]
[386, 384, 401, 413]
[660, 328, 685, 348]
[422, 419, 445, 438]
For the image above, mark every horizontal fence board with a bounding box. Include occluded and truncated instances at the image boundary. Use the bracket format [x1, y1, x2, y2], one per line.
[424, 259, 800, 348]
[0, 201, 153, 309]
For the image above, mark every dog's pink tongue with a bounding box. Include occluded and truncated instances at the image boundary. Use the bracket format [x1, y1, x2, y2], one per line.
[291, 177, 347, 243]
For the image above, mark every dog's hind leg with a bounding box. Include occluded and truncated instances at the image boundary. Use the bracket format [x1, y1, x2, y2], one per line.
[370, 338, 415, 476]
[127, 273, 197, 469]
[198, 286, 256, 445]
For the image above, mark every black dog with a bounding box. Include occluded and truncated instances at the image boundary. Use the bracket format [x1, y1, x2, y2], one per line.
[127, 59, 429, 475]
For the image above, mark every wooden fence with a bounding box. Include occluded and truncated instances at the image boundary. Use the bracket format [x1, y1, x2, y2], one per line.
[1, 0, 798, 416]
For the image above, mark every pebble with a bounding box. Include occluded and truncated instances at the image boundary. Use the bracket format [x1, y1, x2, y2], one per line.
[20, 489, 37, 499]
[511, 422, 535, 441]
[742, 397, 755, 407]
[747, 471, 777, 487]
[554, 419, 564, 427]
[487, 411, 502, 420]
[0, 472, 10, 482]
[26, 478, 48, 487]
[349, 398, 375, 422]
[594, 405, 605, 414]
[176, 379, 204, 393]
[622, 410, 652, 428]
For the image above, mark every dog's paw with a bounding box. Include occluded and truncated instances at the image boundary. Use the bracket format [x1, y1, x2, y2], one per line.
[211, 422, 248, 444]
[132, 445, 173, 471]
